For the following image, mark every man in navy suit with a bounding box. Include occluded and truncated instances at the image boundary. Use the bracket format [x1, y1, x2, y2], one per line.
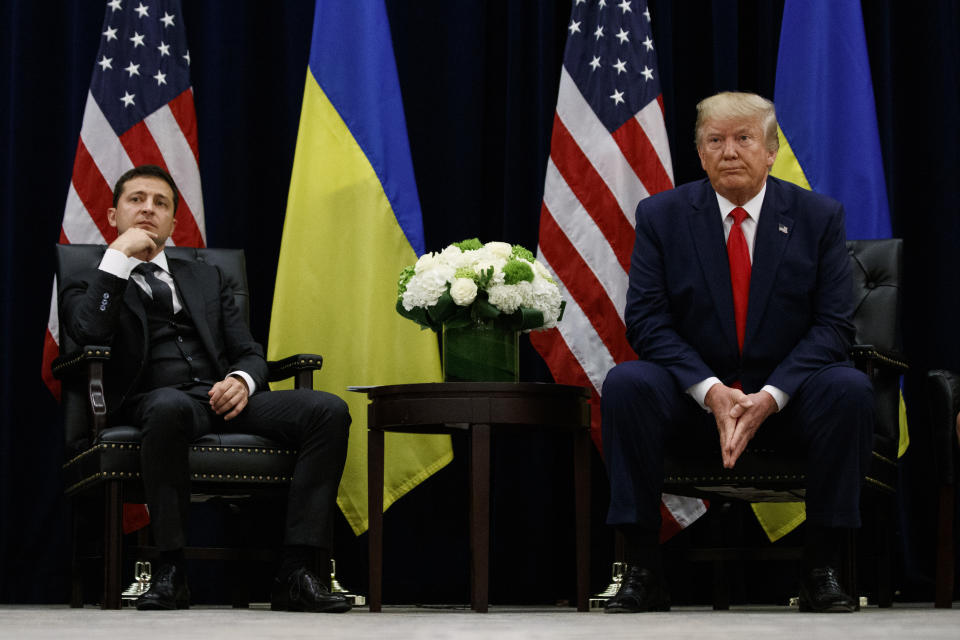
[60, 165, 352, 613]
[602, 92, 873, 613]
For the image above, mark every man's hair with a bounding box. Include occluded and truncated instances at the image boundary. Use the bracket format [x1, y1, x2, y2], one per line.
[112, 165, 180, 215]
[695, 92, 780, 152]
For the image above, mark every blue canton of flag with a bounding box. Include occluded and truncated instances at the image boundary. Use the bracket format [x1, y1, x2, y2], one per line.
[91, 0, 192, 136]
[565, 0, 664, 133]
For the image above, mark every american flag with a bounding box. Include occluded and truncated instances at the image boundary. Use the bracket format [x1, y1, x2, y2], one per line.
[530, 0, 706, 539]
[42, 0, 206, 400]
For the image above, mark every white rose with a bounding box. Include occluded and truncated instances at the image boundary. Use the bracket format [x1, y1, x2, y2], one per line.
[484, 241, 513, 260]
[449, 278, 478, 306]
[402, 265, 455, 310]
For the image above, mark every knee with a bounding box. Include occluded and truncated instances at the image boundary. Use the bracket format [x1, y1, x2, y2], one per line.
[825, 366, 874, 412]
[138, 388, 196, 438]
[601, 360, 670, 405]
[304, 391, 351, 441]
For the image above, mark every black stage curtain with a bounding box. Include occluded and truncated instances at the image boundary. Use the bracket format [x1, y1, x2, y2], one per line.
[1, 0, 958, 604]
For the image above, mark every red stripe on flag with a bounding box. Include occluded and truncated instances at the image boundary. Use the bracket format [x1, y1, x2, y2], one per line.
[538, 205, 636, 364]
[118, 122, 204, 247]
[529, 328, 604, 450]
[610, 117, 674, 197]
[550, 115, 635, 272]
[659, 502, 683, 542]
[167, 89, 200, 163]
[41, 329, 61, 401]
[71, 140, 118, 241]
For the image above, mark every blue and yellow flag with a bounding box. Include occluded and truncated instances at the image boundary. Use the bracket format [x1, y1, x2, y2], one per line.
[268, 0, 452, 534]
[758, 0, 904, 541]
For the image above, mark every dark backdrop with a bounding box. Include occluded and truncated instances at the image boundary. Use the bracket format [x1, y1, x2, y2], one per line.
[2, 0, 958, 605]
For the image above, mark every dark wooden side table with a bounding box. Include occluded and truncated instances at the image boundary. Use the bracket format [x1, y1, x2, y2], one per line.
[363, 382, 592, 612]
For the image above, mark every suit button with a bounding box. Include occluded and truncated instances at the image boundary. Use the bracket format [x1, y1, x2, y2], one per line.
[177, 336, 183, 343]
[193, 377, 200, 382]
[186, 356, 193, 361]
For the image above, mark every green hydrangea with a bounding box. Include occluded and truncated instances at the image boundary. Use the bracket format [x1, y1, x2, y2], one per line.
[502, 259, 534, 285]
[397, 265, 416, 300]
[511, 245, 535, 262]
[455, 266, 478, 281]
[453, 237, 483, 251]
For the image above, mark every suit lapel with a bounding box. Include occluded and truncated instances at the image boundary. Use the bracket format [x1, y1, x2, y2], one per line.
[688, 180, 739, 354]
[169, 259, 219, 360]
[744, 178, 794, 348]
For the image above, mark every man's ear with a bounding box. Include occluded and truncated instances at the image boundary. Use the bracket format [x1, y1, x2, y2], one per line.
[106, 207, 118, 228]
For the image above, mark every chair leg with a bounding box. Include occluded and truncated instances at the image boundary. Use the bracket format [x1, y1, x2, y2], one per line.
[840, 528, 858, 611]
[70, 502, 83, 608]
[102, 480, 123, 610]
[935, 483, 955, 608]
[876, 495, 894, 608]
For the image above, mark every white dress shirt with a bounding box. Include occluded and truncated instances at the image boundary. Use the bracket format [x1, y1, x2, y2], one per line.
[685, 182, 789, 412]
[99, 248, 256, 394]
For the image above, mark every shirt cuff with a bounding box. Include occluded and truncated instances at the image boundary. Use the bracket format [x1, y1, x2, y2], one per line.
[687, 377, 722, 412]
[761, 384, 789, 411]
[228, 371, 256, 396]
[99, 248, 135, 279]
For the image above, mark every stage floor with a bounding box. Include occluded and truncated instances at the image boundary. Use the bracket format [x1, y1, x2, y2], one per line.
[1, 603, 959, 639]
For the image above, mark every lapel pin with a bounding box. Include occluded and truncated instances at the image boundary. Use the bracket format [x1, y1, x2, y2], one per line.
[778, 223, 789, 234]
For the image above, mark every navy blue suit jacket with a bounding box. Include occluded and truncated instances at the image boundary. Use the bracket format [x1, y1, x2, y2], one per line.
[624, 176, 855, 397]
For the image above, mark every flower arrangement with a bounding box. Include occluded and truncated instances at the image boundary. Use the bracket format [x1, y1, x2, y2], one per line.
[396, 238, 565, 332]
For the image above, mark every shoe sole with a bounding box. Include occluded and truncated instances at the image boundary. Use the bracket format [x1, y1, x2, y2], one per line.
[798, 600, 856, 613]
[270, 601, 352, 614]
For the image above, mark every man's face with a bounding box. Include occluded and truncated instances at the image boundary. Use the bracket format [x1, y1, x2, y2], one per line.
[107, 176, 176, 245]
[697, 117, 777, 205]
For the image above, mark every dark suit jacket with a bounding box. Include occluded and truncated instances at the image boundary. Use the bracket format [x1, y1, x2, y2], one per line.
[624, 176, 855, 397]
[59, 254, 269, 415]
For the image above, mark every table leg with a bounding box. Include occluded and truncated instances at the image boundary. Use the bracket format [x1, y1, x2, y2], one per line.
[574, 428, 591, 612]
[368, 428, 384, 612]
[470, 423, 490, 612]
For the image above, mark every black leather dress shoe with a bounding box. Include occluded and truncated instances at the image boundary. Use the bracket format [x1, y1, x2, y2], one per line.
[135, 563, 190, 610]
[271, 567, 352, 613]
[798, 566, 857, 613]
[604, 565, 671, 613]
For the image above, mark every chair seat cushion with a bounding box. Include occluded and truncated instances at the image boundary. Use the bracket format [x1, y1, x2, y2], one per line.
[63, 426, 298, 497]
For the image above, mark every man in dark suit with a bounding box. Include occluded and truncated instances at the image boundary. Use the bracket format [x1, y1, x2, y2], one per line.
[602, 92, 873, 613]
[60, 165, 352, 613]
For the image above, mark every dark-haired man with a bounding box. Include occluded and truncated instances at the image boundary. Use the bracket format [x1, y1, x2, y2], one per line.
[602, 93, 873, 613]
[61, 165, 352, 612]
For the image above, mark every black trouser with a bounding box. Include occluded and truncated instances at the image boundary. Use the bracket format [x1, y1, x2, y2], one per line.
[122, 384, 350, 551]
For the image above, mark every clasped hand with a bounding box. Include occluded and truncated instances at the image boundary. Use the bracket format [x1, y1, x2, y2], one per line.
[704, 383, 778, 469]
[208, 375, 249, 421]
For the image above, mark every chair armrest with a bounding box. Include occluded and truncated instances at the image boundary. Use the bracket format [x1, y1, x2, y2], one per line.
[51, 345, 112, 435]
[51, 345, 113, 379]
[267, 354, 323, 390]
[926, 369, 960, 484]
[849, 344, 908, 375]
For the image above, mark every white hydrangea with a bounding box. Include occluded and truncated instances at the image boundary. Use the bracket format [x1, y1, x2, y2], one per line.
[487, 283, 524, 314]
[449, 277, 478, 306]
[402, 261, 454, 310]
[398, 240, 564, 331]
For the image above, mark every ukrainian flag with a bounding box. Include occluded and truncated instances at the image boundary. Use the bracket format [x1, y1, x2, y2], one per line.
[757, 0, 905, 541]
[268, 0, 451, 534]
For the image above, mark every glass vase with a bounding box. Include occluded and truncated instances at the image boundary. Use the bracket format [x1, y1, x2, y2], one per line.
[441, 322, 519, 382]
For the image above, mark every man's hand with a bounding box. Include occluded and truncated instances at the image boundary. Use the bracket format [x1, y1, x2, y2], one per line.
[208, 375, 249, 421]
[704, 383, 749, 467]
[109, 227, 160, 261]
[724, 390, 779, 468]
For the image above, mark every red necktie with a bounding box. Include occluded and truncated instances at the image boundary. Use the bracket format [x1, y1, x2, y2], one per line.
[727, 207, 751, 354]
